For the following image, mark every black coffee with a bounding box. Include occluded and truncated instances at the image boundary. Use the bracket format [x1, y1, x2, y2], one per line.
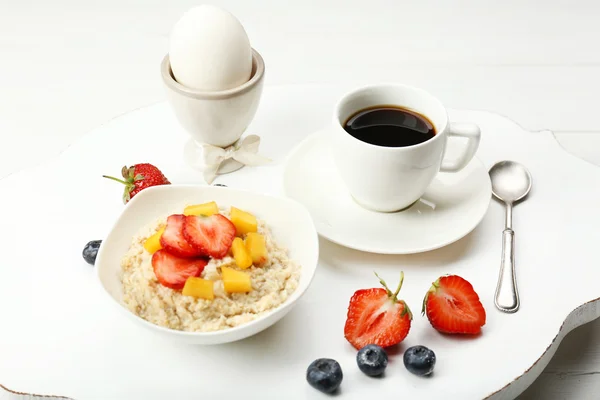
[343, 106, 436, 147]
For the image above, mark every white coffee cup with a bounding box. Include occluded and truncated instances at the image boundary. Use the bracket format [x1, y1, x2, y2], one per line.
[331, 84, 481, 212]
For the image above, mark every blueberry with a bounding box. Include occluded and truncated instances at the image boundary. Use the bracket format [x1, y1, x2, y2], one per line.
[306, 358, 343, 394]
[403, 345, 436, 376]
[82, 240, 102, 265]
[356, 344, 388, 377]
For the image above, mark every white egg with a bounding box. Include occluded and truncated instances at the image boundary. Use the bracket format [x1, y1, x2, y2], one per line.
[169, 5, 253, 91]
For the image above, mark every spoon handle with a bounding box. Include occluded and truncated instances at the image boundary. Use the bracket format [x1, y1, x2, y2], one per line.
[494, 229, 520, 313]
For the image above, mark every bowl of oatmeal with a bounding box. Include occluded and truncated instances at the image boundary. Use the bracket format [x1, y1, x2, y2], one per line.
[95, 184, 319, 344]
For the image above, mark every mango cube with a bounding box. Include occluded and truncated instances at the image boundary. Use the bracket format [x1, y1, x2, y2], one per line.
[231, 237, 252, 269]
[221, 266, 252, 293]
[245, 233, 268, 265]
[230, 206, 258, 236]
[143, 226, 165, 254]
[184, 201, 219, 217]
[182, 277, 214, 300]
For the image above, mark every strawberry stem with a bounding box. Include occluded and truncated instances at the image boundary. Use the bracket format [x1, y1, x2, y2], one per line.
[374, 272, 392, 297]
[392, 271, 405, 299]
[374, 271, 405, 302]
[421, 278, 441, 315]
[401, 301, 413, 320]
[102, 175, 130, 186]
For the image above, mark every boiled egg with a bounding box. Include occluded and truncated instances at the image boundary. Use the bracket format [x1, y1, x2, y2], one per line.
[169, 5, 253, 91]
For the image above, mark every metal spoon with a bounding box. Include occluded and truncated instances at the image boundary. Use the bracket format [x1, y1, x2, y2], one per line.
[489, 161, 532, 313]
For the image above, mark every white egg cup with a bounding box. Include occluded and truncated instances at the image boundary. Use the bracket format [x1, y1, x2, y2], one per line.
[161, 49, 267, 183]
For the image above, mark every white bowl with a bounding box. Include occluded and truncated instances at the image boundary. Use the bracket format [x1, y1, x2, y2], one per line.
[95, 185, 319, 345]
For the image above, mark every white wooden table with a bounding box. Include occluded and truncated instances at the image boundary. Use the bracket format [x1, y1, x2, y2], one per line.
[1, 1, 599, 398]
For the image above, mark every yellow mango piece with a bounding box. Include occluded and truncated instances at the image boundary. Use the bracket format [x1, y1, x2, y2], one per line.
[143, 226, 165, 254]
[184, 201, 219, 217]
[231, 237, 252, 269]
[182, 277, 214, 300]
[245, 233, 268, 265]
[230, 206, 258, 236]
[221, 266, 252, 293]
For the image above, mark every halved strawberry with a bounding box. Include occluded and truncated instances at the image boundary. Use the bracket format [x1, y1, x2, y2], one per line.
[422, 275, 486, 334]
[344, 272, 412, 350]
[160, 214, 203, 258]
[183, 214, 236, 259]
[151, 249, 208, 290]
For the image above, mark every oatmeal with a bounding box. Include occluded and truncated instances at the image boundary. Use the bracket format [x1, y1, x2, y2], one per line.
[120, 208, 301, 332]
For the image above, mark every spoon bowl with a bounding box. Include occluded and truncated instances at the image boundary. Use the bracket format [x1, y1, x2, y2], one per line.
[489, 161, 532, 204]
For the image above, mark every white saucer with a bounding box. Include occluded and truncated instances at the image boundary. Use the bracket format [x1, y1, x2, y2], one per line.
[282, 129, 492, 254]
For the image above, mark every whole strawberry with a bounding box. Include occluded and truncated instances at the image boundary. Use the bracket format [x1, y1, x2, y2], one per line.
[103, 164, 170, 204]
[344, 272, 412, 350]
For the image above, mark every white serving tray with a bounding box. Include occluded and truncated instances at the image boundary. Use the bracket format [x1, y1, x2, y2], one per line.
[0, 85, 598, 400]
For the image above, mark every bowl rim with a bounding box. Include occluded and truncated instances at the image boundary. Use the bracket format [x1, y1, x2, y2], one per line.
[95, 184, 319, 338]
[161, 48, 265, 100]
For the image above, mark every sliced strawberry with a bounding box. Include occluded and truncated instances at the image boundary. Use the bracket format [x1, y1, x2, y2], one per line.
[151, 249, 207, 290]
[422, 275, 486, 334]
[183, 214, 236, 259]
[344, 272, 412, 350]
[160, 214, 203, 258]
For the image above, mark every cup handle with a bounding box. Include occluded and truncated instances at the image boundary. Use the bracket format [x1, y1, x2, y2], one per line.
[440, 122, 481, 172]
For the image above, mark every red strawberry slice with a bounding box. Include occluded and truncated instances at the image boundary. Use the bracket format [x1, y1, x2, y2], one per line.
[422, 275, 486, 334]
[344, 272, 412, 350]
[160, 214, 203, 258]
[183, 214, 236, 259]
[151, 249, 208, 290]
